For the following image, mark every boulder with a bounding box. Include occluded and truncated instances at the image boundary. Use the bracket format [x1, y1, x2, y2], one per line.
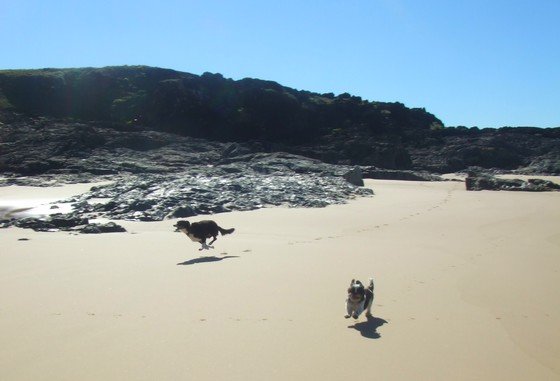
[80, 222, 126, 234]
[343, 166, 364, 186]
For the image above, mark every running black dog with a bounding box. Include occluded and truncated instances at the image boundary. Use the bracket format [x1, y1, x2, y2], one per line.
[174, 220, 235, 250]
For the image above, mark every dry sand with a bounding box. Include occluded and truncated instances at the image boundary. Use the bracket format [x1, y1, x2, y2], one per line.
[1, 178, 559, 380]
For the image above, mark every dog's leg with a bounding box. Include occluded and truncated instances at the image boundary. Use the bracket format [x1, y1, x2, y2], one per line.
[199, 239, 209, 251]
[200, 242, 214, 250]
[353, 303, 365, 319]
[366, 279, 374, 316]
[208, 236, 217, 245]
[366, 301, 373, 317]
[345, 300, 353, 319]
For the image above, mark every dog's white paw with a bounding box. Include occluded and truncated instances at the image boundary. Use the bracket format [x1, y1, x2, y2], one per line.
[344, 314, 351, 319]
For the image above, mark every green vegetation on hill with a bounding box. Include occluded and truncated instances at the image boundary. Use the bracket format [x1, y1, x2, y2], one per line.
[0, 66, 442, 144]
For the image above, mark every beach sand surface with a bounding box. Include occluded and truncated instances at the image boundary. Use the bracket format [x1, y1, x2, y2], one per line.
[1, 178, 559, 380]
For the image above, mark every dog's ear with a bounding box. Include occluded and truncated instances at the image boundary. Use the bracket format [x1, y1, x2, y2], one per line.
[349, 279, 355, 287]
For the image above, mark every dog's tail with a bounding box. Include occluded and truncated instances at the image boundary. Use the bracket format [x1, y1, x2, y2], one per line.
[218, 226, 235, 235]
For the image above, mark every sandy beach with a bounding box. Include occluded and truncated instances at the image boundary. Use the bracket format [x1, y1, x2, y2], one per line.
[1, 178, 559, 380]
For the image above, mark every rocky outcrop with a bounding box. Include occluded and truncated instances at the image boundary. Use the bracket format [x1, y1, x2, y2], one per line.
[1, 67, 559, 173]
[361, 167, 442, 181]
[80, 222, 127, 234]
[343, 167, 364, 186]
[0, 214, 126, 233]
[0, 67, 442, 148]
[465, 171, 560, 192]
[406, 127, 560, 174]
[0, 114, 378, 231]
[0, 159, 374, 231]
[0, 110, 441, 182]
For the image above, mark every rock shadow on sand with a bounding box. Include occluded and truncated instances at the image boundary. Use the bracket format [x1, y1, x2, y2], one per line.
[177, 255, 239, 266]
[348, 315, 388, 339]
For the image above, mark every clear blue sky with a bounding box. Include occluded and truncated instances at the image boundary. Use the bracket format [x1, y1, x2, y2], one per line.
[1, 0, 558, 127]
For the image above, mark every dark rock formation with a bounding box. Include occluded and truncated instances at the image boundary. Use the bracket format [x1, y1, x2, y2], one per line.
[465, 170, 560, 192]
[0, 119, 376, 231]
[361, 167, 442, 181]
[0, 67, 441, 148]
[0, 167, 373, 231]
[10, 215, 89, 232]
[2, 212, 126, 233]
[38, 154, 374, 223]
[343, 167, 364, 186]
[2, 66, 557, 173]
[407, 127, 560, 174]
[80, 222, 127, 234]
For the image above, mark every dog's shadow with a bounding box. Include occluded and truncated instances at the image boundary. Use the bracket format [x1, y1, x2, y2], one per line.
[177, 255, 239, 266]
[348, 315, 388, 339]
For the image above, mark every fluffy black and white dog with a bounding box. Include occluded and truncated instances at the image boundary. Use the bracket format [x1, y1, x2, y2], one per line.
[345, 278, 374, 319]
[174, 220, 235, 250]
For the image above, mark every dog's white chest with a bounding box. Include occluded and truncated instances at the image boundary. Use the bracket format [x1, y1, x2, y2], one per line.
[181, 229, 202, 243]
[347, 298, 364, 310]
[187, 233, 202, 242]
